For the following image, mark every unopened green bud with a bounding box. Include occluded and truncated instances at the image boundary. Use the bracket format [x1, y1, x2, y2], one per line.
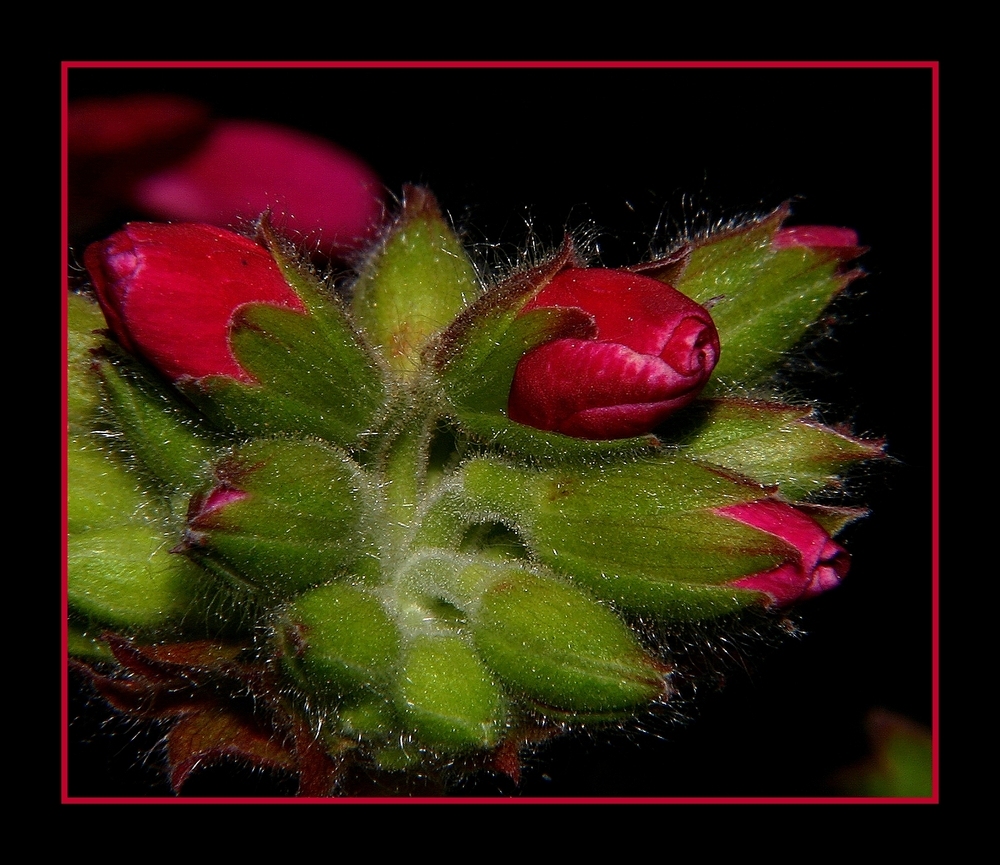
[68, 524, 215, 633]
[396, 634, 507, 754]
[67, 435, 161, 534]
[68, 432, 221, 634]
[665, 204, 864, 393]
[471, 567, 664, 714]
[460, 456, 788, 619]
[279, 582, 400, 703]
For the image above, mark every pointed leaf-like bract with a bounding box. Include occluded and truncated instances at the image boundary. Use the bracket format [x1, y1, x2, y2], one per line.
[665, 205, 865, 393]
[352, 185, 481, 377]
[97, 351, 219, 492]
[675, 398, 884, 499]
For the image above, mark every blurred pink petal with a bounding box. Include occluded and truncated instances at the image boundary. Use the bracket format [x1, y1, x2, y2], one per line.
[68, 94, 211, 235]
[133, 120, 386, 256]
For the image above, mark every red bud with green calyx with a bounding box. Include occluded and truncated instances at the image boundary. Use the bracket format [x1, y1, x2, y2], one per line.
[83, 220, 387, 448]
[507, 268, 720, 439]
[84, 222, 306, 383]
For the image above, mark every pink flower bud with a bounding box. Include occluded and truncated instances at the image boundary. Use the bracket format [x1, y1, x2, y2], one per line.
[84, 222, 306, 383]
[507, 268, 720, 439]
[133, 120, 385, 257]
[714, 499, 850, 606]
[771, 225, 860, 249]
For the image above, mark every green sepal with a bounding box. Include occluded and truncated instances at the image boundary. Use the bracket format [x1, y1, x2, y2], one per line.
[68, 434, 239, 635]
[185, 438, 379, 597]
[67, 292, 109, 430]
[667, 205, 863, 393]
[67, 624, 116, 663]
[67, 434, 164, 535]
[431, 237, 582, 405]
[797, 503, 870, 537]
[278, 582, 400, 704]
[182, 301, 387, 449]
[674, 398, 884, 499]
[455, 411, 663, 464]
[471, 567, 665, 715]
[95, 352, 219, 493]
[460, 455, 788, 620]
[68, 524, 218, 634]
[351, 185, 481, 378]
[395, 634, 507, 754]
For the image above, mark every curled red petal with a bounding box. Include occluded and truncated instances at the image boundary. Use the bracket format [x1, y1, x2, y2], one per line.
[509, 339, 709, 439]
[510, 267, 720, 439]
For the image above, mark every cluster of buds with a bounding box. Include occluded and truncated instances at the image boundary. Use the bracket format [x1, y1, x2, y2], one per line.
[68, 184, 879, 795]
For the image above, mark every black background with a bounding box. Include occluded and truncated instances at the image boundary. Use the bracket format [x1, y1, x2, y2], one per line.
[64, 63, 934, 800]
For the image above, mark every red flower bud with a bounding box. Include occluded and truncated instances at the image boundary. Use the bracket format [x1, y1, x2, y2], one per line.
[715, 499, 850, 606]
[84, 222, 306, 383]
[507, 268, 720, 439]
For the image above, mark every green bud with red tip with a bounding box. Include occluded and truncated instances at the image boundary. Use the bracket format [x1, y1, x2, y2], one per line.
[459, 454, 853, 619]
[648, 204, 866, 394]
[183, 438, 379, 597]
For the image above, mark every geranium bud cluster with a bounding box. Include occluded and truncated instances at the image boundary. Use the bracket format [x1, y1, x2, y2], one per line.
[68, 185, 877, 795]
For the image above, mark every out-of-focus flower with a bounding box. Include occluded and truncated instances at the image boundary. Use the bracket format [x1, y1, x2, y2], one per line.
[507, 267, 720, 439]
[68, 94, 211, 237]
[83, 222, 306, 383]
[135, 119, 385, 257]
[715, 499, 850, 606]
[69, 94, 385, 258]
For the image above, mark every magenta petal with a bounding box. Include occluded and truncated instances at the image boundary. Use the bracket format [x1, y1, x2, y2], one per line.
[69, 94, 210, 160]
[133, 120, 385, 256]
[730, 563, 809, 604]
[200, 487, 249, 515]
[716, 500, 850, 607]
[772, 225, 859, 249]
